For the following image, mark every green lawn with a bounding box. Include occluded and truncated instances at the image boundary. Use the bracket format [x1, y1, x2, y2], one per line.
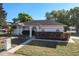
[15, 39, 79, 56]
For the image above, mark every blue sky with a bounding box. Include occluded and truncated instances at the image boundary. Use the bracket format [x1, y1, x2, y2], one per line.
[3, 3, 79, 22]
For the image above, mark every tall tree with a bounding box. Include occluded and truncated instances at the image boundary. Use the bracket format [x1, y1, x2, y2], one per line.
[0, 3, 7, 28]
[45, 12, 51, 20]
[45, 9, 70, 26]
[12, 13, 32, 23]
[45, 7, 79, 33]
[50, 10, 58, 21]
[69, 7, 79, 33]
[56, 10, 70, 26]
[45, 11, 57, 21]
[12, 18, 18, 23]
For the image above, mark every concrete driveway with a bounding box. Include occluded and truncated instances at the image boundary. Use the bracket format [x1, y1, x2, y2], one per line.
[70, 36, 79, 40]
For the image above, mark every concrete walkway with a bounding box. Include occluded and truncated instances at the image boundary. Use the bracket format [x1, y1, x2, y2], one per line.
[7, 39, 33, 53]
[33, 38, 75, 43]
[70, 36, 79, 40]
[0, 51, 23, 56]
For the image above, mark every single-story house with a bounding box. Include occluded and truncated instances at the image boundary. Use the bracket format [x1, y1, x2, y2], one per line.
[12, 20, 68, 39]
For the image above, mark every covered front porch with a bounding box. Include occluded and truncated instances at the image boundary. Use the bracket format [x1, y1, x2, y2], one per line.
[22, 26, 39, 38]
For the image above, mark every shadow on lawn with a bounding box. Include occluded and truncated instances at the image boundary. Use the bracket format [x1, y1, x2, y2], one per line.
[27, 40, 68, 48]
[0, 34, 28, 45]
[11, 35, 29, 45]
[0, 49, 5, 52]
[0, 34, 10, 37]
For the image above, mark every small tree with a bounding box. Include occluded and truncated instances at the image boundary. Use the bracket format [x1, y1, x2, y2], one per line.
[7, 26, 14, 36]
[12, 12, 32, 23]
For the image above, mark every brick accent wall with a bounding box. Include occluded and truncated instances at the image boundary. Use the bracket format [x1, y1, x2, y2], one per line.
[35, 32, 70, 40]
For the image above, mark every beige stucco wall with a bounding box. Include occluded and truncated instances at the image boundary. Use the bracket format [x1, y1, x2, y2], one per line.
[13, 26, 23, 35]
[38, 25, 64, 32]
[12, 25, 64, 35]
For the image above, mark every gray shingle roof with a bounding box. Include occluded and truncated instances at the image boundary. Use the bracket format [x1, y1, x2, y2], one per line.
[14, 20, 65, 26]
[24, 20, 64, 25]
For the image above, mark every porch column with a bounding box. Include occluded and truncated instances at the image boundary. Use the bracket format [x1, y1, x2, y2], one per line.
[29, 26, 32, 38]
[36, 26, 39, 32]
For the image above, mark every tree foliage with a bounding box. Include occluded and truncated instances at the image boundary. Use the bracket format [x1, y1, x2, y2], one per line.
[12, 13, 32, 23]
[69, 7, 79, 33]
[0, 3, 7, 28]
[45, 7, 79, 33]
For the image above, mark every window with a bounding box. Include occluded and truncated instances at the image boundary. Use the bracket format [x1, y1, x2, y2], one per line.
[42, 29, 45, 32]
[56, 29, 60, 32]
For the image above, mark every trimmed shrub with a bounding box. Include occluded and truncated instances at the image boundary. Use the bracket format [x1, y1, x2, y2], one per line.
[63, 32, 71, 40]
